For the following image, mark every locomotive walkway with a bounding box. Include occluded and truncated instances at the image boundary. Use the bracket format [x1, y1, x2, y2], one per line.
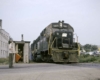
[0, 63, 100, 80]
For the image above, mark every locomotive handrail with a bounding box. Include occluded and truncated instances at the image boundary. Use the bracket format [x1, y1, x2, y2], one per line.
[55, 38, 57, 48]
[51, 37, 56, 48]
[77, 43, 80, 56]
[48, 31, 52, 54]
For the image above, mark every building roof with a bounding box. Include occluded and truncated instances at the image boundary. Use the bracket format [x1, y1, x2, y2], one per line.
[0, 29, 9, 34]
[13, 41, 30, 44]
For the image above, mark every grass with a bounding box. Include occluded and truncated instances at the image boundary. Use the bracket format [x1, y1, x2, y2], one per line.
[0, 58, 9, 64]
[79, 54, 100, 63]
[1, 54, 100, 64]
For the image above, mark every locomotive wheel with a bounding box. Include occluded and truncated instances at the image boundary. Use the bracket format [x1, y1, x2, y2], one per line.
[33, 54, 37, 62]
[46, 56, 53, 63]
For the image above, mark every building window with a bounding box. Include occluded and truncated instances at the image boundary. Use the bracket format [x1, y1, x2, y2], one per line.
[2, 42, 3, 47]
[3, 42, 4, 48]
[1, 41, 2, 47]
[2, 51, 4, 56]
[3, 42, 4, 47]
[1, 50, 2, 55]
[3, 43, 5, 47]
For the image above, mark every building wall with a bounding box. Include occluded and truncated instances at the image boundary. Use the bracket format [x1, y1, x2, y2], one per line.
[12, 42, 30, 63]
[24, 43, 30, 63]
[0, 20, 9, 58]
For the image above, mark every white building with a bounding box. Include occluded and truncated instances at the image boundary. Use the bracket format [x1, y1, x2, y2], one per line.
[0, 19, 9, 58]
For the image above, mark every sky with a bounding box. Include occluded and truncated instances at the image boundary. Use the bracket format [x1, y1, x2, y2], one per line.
[0, 0, 100, 45]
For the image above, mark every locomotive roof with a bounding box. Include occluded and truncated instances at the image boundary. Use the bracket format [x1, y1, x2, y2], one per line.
[32, 21, 74, 44]
[46, 22, 74, 32]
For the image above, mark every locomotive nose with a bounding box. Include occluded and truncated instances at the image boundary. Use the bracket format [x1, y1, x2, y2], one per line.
[62, 52, 69, 59]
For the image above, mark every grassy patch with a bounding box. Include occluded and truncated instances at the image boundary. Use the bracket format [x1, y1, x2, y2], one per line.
[79, 54, 100, 63]
[0, 58, 9, 64]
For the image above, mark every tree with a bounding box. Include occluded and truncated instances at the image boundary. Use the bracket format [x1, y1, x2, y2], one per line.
[83, 44, 98, 52]
[91, 45, 98, 51]
[83, 44, 92, 52]
[79, 43, 83, 50]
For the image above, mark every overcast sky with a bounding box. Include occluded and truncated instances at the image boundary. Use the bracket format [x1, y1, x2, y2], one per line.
[0, 0, 100, 45]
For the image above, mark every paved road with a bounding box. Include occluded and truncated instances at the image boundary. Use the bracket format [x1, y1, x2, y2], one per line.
[0, 63, 100, 80]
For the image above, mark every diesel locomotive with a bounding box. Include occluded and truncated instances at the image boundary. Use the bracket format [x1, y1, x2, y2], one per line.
[31, 21, 80, 62]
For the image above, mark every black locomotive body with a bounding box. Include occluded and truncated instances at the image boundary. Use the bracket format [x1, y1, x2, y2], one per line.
[31, 21, 80, 62]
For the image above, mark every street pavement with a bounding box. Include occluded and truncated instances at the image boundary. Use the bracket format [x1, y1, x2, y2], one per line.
[0, 63, 100, 80]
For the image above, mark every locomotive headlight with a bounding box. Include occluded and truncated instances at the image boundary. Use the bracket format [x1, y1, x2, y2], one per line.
[62, 33, 67, 37]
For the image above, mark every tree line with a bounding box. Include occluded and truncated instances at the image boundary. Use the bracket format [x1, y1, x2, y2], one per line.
[80, 44, 98, 52]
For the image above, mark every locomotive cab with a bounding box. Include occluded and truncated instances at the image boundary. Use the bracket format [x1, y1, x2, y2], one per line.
[52, 31, 73, 49]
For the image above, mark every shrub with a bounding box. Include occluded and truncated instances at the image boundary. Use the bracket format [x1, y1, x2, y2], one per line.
[79, 54, 100, 63]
